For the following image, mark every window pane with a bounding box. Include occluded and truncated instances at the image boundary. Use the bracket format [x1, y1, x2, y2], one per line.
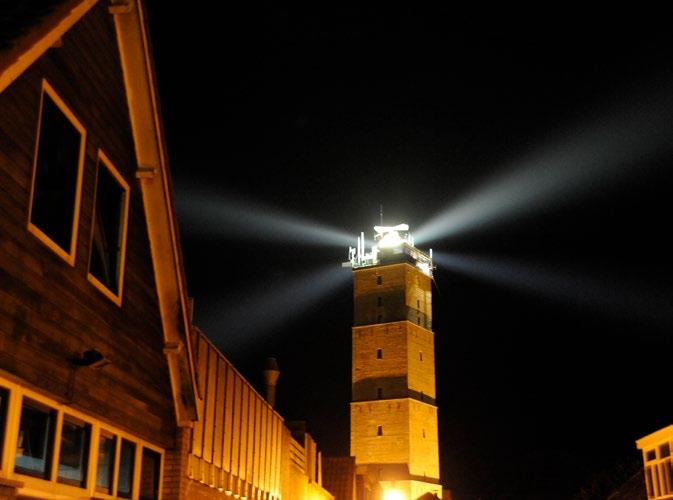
[31, 93, 83, 252]
[0, 388, 8, 455]
[58, 416, 89, 487]
[661, 443, 671, 458]
[15, 399, 54, 478]
[89, 162, 126, 294]
[96, 432, 116, 493]
[139, 448, 161, 500]
[117, 439, 135, 498]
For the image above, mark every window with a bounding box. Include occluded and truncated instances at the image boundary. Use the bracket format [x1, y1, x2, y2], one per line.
[417, 299, 420, 309]
[28, 80, 85, 265]
[377, 296, 382, 307]
[96, 431, 116, 494]
[377, 425, 383, 436]
[376, 275, 382, 285]
[58, 415, 90, 487]
[0, 387, 8, 458]
[117, 439, 136, 498]
[376, 348, 382, 359]
[88, 151, 129, 304]
[15, 398, 55, 478]
[0, 377, 163, 496]
[377, 388, 383, 399]
[139, 447, 161, 500]
[377, 314, 383, 323]
[420, 351, 423, 361]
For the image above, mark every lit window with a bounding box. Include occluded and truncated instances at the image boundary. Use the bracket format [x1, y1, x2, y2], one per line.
[376, 349, 382, 359]
[117, 439, 136, 498]
[377, 425, 383, 436]
[88, 151, 129, 304]
[139, 447, 161, 500]
[96, 432, 116, 494]
[15, 398, 55, 478]
[376, 276, 382, 285]
[28, 81, 85, 265]
[58, 415, 90, 487]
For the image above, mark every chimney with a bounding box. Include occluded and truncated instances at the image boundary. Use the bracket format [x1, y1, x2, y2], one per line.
[262, 357, 280, 407]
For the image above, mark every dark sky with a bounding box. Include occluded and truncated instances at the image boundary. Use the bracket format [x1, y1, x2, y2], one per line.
[146, 7, 673, 499]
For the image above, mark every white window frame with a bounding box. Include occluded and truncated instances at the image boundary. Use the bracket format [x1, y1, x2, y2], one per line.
[27, 79, 87, 266]
[87, 149, 130, 306]
[0, 376, 163, 499]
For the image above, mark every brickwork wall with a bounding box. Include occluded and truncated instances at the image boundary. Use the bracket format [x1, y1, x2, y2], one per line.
[162, 427, 191, 500]
[408, 400, 440, 479]
[354, 265, 407, 326]
[350, 399, 410, 465]
[403, 264, 432, 330]
[352, 322, 408, 401]
[406, 323, 436, 400]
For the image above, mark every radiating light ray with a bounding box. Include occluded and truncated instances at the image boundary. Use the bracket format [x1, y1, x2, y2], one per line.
[175, 186, 354, 247]
[433, 251, 673, 326]
[197, 265, 351, 352]
[415, 87, 673, 244]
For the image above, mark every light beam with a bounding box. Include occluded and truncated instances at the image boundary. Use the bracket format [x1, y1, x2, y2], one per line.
[196, 265, 351, 353]
[415, 87, 673, 244]
[175, 185, 354, 247]
[433, 251, 673, 326]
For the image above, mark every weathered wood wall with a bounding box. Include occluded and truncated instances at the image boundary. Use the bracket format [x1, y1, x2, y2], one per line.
[0, 2, 175, 448]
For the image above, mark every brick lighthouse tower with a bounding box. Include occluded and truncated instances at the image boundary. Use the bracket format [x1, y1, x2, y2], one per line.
[345, 224, 441, 500]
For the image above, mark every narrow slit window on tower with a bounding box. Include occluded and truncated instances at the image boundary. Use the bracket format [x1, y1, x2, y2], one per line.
[376, 275, 382, 285]
[417, 299, 420, 309]
[417, 316, 421, 325]
[377, 425, 383, 436]
[376, 348, 382, 359]
[377, 296, 382, 307]
[28, 81, 86, 264]
[420, 351, 423, 361]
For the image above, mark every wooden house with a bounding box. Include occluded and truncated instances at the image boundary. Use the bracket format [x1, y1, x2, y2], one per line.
[0, 1, 334, 499]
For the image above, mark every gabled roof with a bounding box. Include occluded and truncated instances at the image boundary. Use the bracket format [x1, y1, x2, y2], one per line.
[0, 0, 199, 426]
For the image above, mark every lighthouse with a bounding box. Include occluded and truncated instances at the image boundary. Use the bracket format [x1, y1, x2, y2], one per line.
[346, 224, 441, 499]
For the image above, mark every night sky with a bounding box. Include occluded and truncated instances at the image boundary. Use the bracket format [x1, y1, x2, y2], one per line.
[145, 7, 673, 499]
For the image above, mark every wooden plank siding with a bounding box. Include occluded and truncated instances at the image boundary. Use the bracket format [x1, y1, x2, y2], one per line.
[188, 329, 285, 497]
[0, 1, 175, 449]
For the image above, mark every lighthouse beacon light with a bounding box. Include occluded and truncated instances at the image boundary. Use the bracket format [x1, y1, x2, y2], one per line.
[343, 223, 434, 277]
